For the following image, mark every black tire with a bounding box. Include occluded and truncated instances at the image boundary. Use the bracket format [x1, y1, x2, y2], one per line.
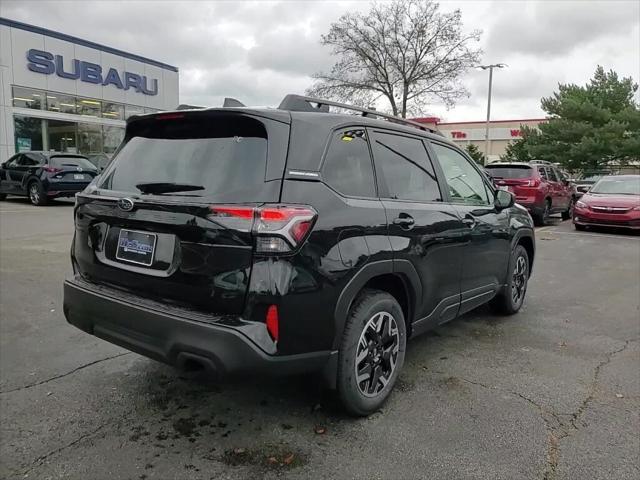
[561, 197, 575, 220]
[490, 245, 530, 315]
[574, 223, 586, 231]
[28, 181, 48, 206]
[532, 200, 551, 226]
[337, 289, 407, 416]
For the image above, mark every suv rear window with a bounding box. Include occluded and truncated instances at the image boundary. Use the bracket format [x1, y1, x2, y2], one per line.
[485, 165, 533, 179]
[99, 115, 268, 199]
[50, 156, 96, 170]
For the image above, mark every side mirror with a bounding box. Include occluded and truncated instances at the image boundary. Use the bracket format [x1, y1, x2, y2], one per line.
[577, 185, 590, 193]
[495, 189, 515, 210]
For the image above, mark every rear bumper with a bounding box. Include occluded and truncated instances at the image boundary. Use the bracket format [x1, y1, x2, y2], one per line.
[63, 276, 336, 378]
[46, 182, 90, 196]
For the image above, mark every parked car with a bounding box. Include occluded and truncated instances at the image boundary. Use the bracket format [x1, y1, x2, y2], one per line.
[573, 175, 640, 230]
[63, 95, 535, 416]
[573, 173, 609, 198]
[0, 151, 99, 205]
[485, 161, 576, 225]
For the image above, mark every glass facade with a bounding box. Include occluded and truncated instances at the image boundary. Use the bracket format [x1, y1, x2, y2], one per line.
[11, 86, 161, 120]
[10, 85, 152, 159]
[13, 116, 125, 157]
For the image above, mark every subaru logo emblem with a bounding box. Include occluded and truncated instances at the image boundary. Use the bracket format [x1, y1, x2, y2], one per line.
[76, 166, 83, 172]
[118, 198, 134, 211]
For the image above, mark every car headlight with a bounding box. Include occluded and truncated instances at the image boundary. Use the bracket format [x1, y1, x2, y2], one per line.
[575, 200, 589, 209]
[632, 205, 640, 211]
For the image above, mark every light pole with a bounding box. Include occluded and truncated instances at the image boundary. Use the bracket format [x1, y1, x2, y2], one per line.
[477, 63, 507, 164]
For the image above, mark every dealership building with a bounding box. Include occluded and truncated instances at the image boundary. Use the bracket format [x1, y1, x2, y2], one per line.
[413, 117, 546, 162]
[0, 18, 179, 164]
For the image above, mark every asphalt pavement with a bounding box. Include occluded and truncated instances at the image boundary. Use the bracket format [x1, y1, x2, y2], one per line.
[0, 197, 638, 480]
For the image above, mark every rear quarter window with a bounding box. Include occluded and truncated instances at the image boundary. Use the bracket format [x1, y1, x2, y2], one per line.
[321, 129, 376, 198]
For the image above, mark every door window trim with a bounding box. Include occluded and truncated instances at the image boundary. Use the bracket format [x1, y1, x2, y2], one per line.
[366, 127, 445, 205]
[427, 140, 495, 206]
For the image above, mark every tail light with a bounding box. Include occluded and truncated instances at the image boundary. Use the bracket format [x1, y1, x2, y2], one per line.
[525, 178, 540, 187]
[266, 305, 279, 342]
[43, 166, 63, 173]
[209, 204, 317, 253]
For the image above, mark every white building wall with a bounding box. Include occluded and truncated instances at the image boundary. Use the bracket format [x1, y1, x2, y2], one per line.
[0, 19, 179, 163]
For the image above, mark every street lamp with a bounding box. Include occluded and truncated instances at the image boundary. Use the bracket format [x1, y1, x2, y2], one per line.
[477, 63, 507, 164]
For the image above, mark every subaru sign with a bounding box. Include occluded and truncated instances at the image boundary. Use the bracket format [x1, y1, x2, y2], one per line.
[26, 49, 158, 96]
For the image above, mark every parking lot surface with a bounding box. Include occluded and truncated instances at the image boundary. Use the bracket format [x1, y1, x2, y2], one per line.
[1, 198, 638, 480]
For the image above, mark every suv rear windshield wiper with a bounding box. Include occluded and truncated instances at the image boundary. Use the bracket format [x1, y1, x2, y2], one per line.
[135, 182, 205, 195]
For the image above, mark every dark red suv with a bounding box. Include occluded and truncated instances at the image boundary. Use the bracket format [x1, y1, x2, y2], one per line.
[485, 161, 576, 225]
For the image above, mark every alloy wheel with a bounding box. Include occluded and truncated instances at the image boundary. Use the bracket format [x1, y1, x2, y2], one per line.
[29, 184, 40, 204]
[511, 255, 528, 305]
[354, 311, 400, 397]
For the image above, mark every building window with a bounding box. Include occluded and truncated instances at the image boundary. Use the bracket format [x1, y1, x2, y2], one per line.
[12, 87, 45, 110]
[78, 123, 103, 154]
[14, 116, 44, 151]
[103, 126, 125, 154]
[77, 98, 102, 117]
[46, 93, 77, 114]
[125, 104, 145, 119]
[102, 102, 125, 120]
[48, 119, 78, 153]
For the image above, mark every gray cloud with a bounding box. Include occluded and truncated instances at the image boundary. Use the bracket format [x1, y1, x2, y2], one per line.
[2, 0, 638, 121]
[487, 0, 639, 58]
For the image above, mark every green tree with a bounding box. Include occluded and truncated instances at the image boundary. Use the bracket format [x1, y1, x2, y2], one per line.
[464, 143, 485, 165]
[500, 136, 532, 162]
[524, 66, 640, 171]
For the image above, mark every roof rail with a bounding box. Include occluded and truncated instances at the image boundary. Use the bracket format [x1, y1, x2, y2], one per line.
[278, 94, 439, 134]
[529, 160, 553, 165]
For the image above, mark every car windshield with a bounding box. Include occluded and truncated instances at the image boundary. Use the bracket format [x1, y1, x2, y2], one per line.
[50, 156, 97, 170]
[485, 165, 533, 179]
[99, 115, 268, 199]
[590, 177, 640, 195]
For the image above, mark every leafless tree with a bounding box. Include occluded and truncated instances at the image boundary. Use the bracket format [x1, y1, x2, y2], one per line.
[307, 0, 482, 117]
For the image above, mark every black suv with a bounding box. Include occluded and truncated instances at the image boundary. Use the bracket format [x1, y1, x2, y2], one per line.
[63, 95, 535, 416]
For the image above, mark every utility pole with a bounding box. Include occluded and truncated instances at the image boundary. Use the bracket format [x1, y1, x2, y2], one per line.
[477, 63, 507, 164]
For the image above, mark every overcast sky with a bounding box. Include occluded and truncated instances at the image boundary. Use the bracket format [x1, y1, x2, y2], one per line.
[2, 0, 639, 122]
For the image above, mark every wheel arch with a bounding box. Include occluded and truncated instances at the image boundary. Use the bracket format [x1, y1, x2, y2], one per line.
[333, 260, 421, 349]
[514, 232, 535, 276]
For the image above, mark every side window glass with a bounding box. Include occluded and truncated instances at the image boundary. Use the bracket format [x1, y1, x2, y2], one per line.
[431, 143, 491, 205]
[322, 129, 376, 198]
[5, 155, 21, 167]
[23, 154, 42, 166]
[548, 168, 560, 182]
[538, 167, 549, 180]
[370, 131, 442, 202]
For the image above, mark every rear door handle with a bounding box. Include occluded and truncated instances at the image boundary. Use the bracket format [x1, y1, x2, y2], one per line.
[393, 215, 415, 228]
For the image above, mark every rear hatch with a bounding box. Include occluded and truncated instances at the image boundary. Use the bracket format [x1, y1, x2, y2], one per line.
[485, 165, 534, 185]
[72, 110, 290, 314]
[49, 155, 99, 186]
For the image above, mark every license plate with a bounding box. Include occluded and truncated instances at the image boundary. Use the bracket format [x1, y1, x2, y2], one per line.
[116, 229, 157, 266]
[74, 174, 85, 180]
